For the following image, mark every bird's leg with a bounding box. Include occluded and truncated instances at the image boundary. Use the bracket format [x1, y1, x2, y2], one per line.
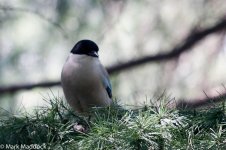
[73, 123, 86, 133]
[73, 114, 91, 133]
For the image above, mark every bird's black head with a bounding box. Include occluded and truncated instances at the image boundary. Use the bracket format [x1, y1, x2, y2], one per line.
[71, 40, 99, 57]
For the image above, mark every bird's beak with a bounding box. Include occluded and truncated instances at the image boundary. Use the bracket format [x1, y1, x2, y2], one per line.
[88, 51, 99, 57]
[94, 51, 99, 57]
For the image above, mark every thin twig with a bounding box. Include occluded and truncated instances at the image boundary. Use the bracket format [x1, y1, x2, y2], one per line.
[177, 93, 226, 108]
[0, 5, 68, 38]
[1, 18, 226, 95]
[0, 17, 226, 108]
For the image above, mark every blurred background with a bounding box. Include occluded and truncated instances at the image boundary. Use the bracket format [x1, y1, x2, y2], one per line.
[0, 0, 226, 112]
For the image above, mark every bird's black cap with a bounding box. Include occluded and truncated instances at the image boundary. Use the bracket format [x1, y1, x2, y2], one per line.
[71, 39, 99, 57]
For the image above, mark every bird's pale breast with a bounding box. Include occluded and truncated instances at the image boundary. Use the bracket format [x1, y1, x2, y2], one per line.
[61, 54, 111, 113]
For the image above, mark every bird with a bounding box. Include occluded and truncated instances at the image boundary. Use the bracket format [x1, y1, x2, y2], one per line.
[61, 39, 112, 114]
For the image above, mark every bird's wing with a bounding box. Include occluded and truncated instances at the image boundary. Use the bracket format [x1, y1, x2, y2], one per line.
[99, 64, 112, 98]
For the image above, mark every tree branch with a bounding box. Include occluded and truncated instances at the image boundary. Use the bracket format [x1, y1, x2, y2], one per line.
[0, 5, 68, 38]
[0, 81, 60, 95]
[1, 17, 226, 108]
[177, 93, 226, 108]
[107, 18, 226, 73]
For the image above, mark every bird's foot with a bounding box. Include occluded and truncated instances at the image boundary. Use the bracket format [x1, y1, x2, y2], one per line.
[73, 123, 87, 133]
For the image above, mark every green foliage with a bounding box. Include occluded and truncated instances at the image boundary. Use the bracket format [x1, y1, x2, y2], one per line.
[0, 97, 225, 150]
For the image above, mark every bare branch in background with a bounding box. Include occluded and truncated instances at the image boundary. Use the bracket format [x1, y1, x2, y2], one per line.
[107, 17, 226, 73]
[0, 5, 68, 38]
[177, 93, 226, 108]
[1, 17, 226, 94]
[0, 81, 60, 95]
[0, 17, 226, 107]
